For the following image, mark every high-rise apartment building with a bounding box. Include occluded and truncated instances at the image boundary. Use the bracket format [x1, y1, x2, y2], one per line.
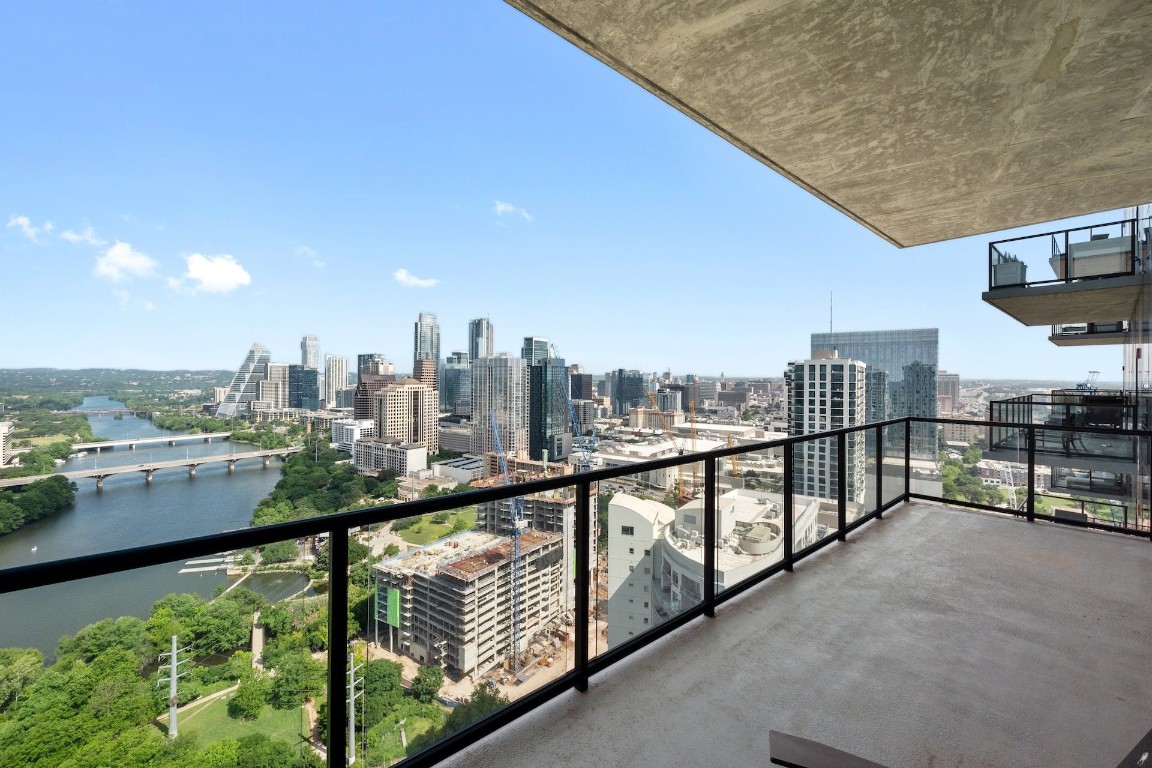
[216, 343, 271, 418]
[324, 355, 349, 408]
[300, 335, 320, 369]
[529, 356, 571, 462]
[785, 352, 867, 503]
[357, 353, 392, 382]
[521, 336, 550, 366]
[0, 421, 13, 468]
[374, 377, 439, 456]
[258, 362, 290, 409]
[468, 317, 494, 361]
[471, 353, 530, 463]
[811, 328, 939, 459]
[413, 312, 440, 381]
[299, 368, 320, 410]
[413, 359, 438, 391]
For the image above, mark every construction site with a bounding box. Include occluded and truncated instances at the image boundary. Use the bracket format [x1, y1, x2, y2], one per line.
[374, 528, 570, 682]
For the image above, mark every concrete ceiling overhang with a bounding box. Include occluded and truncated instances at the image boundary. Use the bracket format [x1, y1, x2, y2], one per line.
[506, 0, 1152, 247]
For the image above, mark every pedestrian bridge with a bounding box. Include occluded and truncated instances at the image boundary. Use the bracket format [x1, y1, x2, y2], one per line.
[0, 447, 302, 490]
[72, 432, 233, 452]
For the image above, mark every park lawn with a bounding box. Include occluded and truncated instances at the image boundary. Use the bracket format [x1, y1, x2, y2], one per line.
[367, 715, 440, 765]
[179, 692, 313, 749]
[397, 508, 477, 546]
[28, 434, 77, 446]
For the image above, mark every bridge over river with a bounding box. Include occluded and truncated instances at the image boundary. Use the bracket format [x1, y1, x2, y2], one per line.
[0, 447, 302, 490]
[72, 432, 233, 452]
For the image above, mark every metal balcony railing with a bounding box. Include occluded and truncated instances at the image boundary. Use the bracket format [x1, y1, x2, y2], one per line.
[988, 217, 1144, 290]
[1, 416, 1148, 768]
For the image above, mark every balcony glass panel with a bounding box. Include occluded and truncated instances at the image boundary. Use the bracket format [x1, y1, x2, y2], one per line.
[0, 542, 321, 766]
[882, 424, 907, 505]
[596, 470, 690, 654]
[861, 426, 879, 514]
[789, 436, 840, 551]
[714, 449, 785, 595]
[367, 494, 576, 764]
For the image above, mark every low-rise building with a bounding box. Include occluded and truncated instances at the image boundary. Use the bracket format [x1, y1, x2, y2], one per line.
[353, 437, 427, 477]
[433, 455, 485, 484]
[331, 418, 376, 453]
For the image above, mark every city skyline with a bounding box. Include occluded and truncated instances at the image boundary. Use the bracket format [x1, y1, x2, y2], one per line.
[0, 3, 1126, 380]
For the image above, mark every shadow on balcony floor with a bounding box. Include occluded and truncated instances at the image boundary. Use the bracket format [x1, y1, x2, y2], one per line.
[440, 503, 1152, 768]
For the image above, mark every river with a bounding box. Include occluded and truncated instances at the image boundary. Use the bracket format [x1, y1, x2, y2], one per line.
[0, 396, 311, 657]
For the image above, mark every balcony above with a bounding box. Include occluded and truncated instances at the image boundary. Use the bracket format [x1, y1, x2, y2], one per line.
[981, 218, 1150, 327]
[1049, 321, 1133, 346]
[440, 503, 1152, 768]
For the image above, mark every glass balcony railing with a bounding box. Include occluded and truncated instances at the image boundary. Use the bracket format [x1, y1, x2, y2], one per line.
[988, 218, 1144, 290]
[1, 417, 1148, 768]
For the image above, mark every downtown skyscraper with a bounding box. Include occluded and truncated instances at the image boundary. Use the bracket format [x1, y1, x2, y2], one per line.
[471, 353, 530, 464]
[468, 317, 494, 361]
[217, 342, 271, 418]
[413, 312, 440, 388]
[324, 355, 349, 408]
[300, 335, 320, 369]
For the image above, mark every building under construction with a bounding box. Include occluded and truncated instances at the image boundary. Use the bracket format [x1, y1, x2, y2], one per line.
[375, 529, 565, 678]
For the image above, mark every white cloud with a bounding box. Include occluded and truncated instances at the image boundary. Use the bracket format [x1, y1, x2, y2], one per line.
[143, 301, 158, 312]
[95, 242, 158, 282]
[60, 225, 107, 246]
[170, 253, 252, 294]
[6, 215, 54, 242]
[393, 268, 439, 288]
[493, 200, 533, 222]
[296, 245, 325, 269]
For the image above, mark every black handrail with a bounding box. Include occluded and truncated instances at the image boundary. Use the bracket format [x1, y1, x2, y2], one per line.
[2, 414, 1148, 768]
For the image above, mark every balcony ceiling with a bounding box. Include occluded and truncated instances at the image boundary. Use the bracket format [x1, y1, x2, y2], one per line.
[506, 0, 1152, 247]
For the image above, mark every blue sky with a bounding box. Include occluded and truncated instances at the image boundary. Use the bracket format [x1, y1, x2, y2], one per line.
[0, 2, 1123, 382]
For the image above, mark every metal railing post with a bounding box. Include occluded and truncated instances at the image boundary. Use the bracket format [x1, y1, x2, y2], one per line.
[837, 432, 847, 541]
[875, 425, 884, 518]
[327, 529, 349, 768]
[1026, 425, 1036, 523]
[575, 480, 591, 692]
[903, 419, 912, 499]
[1064, 230, 1070, 281]
[783, 442, 794, 572]
[704, 458, 717, 616]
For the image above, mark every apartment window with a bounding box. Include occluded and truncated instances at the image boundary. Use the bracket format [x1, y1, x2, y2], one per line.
[621, 525, 635, 536]
[643, 601, 649, 608]
[682, 513, 697, 525]
[629, 547, 634, 555]
[644, 549, 650, 556]
[643, 567, 651, 575]
[643, 618, 650, 625]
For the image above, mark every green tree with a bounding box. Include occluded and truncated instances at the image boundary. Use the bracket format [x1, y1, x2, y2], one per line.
[259, 540, 298, 564]
[228, 669, 268, 720]
[441, 683, 510, 735]
[408, 665, 444, 703]
[270, 653, 324, 708]
[383, 543, 401, 557]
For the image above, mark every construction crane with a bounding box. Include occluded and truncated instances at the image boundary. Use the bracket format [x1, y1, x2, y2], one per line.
[727, 434, 741, 478]
[489, 410, 525, 673]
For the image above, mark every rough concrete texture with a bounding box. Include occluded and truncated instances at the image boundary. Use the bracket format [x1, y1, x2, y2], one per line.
[506, 0, 1152, 246]
[438, 503, 1152, 768]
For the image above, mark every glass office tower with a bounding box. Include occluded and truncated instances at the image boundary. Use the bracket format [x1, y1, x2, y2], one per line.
[811, 329, 939, 459]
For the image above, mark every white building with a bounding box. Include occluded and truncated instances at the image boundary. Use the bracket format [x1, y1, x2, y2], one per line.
[0, 421, 13, 467]
[785, 352, 867, 503]
[433, 455, 485, 484]
[353, 437, 427, 477]
[324, 355, 349, 408]
[607, 490, 833, 647]
[331, 418, 376, 453]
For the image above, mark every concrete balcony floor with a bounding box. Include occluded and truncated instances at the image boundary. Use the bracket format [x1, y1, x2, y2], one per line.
[441, 503, 1152, 768]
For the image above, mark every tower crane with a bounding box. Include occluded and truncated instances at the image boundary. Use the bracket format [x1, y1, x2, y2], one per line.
[489, 411, 525, 672]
